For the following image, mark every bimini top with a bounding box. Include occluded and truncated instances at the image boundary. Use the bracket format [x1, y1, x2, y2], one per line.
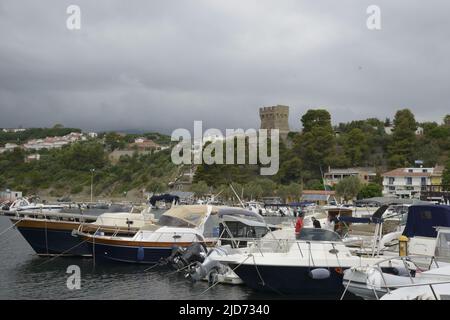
[157, 205, 265, 229]
[158, 205, 210, 228]
[403, 205, 450, 238]
[215, 206, 265, 223]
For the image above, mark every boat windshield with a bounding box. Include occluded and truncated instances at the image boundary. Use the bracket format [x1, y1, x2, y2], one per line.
[297, 228, 341, 242]
[157, 205, 209, 228]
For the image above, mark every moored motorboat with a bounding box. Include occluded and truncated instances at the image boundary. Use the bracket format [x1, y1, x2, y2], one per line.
[6, 206, 156, 256]
[75, 205, 218, 264]
[213, 227, 409, 297]
[342, 225, 450, 300]
[75, 205, 277, 265]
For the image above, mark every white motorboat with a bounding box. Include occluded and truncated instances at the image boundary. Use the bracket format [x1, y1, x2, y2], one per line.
[213, 227, 409, 297]
[342, 223, 450, 300]
[184, 212, 282, 285]
[6, 198, 66, 213]
[75, 205, 279, 265]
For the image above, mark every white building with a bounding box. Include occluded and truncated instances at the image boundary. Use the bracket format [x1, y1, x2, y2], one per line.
[23, 132, 83, 151]
[323, 167, 377, 187]
[382, 167, 439, 199]
[0, 190, 22, 201]
[0, 143, 20, 153]
[25, 154, 41, 162]
[2, 128, 26, 133]
[384, 126, 424, 136]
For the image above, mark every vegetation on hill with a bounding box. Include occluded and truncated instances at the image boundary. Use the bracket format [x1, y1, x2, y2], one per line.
[193, 108, 450, 198]
[0, 141, 177, 198]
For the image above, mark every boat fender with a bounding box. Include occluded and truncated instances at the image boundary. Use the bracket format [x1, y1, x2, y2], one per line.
[308, 268, 331, 280]
[137, 247, 145, 261]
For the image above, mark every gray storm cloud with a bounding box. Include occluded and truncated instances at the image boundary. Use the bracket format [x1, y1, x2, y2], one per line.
[0, 0, 449, 133]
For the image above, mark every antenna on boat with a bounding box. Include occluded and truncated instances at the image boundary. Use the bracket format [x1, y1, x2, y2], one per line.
[229, 184, 245, 208]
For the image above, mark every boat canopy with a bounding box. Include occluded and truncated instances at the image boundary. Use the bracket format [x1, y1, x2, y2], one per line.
[215, 206, 265, 222]
[356, 197, 431, 206]
[221, 214, 274, 228]
[336, 204, 390, 224]
[156, 205, 266, 229]
[157, 205, 210, 228]
[403, 205, 450, 238]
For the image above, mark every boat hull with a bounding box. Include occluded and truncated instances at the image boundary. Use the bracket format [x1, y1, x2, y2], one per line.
[16, 225, 91, 256]
[89, 242, 181, 264]
[229, 263, 346, 297]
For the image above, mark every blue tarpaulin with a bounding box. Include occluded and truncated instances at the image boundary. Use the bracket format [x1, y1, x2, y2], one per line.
[403, 205, 450, 238]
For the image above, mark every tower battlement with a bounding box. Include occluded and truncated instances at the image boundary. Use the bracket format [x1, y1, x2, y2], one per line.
[259, 105, 290, 140]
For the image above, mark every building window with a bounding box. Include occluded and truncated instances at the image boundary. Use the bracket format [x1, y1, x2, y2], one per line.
[408, 169, 413, 173]
[421, 177, 427, 185]
[406, 177, 412, 185]
[389, 177, 395, 185]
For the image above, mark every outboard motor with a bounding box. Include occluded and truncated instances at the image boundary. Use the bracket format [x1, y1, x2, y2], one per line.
[160, 245, 184, 268]
[188, 245, 232, 284]
[163, 243, 207, 270]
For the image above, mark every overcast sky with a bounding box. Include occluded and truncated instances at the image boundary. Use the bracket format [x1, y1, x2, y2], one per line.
[0, 1, 449, 133]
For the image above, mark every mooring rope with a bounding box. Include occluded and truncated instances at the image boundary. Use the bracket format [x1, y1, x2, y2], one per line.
[1, 228, 20, 243]
[340, 271, 352, 300]
[166, 261, 198, 276]
[0, 217, 25, 238]
[144, 261, 164, 272]
[44, 214, 49, 255]
[37, 237, 91, 267]
[251, 254, 284, 296]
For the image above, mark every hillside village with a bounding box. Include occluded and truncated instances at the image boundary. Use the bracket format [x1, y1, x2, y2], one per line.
[1, 107, 450, 204]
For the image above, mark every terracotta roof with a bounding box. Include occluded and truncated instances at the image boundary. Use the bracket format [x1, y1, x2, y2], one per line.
[302, 190, 335, 195]
[382, 168, 432, 177]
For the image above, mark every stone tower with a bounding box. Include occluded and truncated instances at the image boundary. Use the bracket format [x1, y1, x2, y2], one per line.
[259, 105, 290, 140]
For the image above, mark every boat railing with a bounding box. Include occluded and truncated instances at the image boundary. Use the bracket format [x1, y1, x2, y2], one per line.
[9, 210, 98, 223]
[341, 254, 450, 300]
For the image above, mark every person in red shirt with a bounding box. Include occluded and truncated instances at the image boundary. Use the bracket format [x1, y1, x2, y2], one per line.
[295, 212, 304, 238]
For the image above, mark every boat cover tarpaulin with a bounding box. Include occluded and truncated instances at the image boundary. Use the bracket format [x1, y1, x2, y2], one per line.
[336, 205, 389, 224]
[149, 194, 180, 206]
[403, 205, 450, 238]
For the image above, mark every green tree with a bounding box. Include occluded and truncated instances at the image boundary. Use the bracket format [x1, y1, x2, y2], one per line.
[301, 109, 332, 133]
[243, 182, 263, 200]
[444, 114, 450, 126]
[295, 111, 336, 178]
[191, 181, 209, 198]
[388, 109, 417, 168]
[443, 160, 450, 191]
[104, 132, 126, 151]
[343, 128, 369, 166]
[146, 180, 166, 193]
[335, 176, 362, 203]
[276, 157, 302, 184]
[357, 183, 382, 199]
